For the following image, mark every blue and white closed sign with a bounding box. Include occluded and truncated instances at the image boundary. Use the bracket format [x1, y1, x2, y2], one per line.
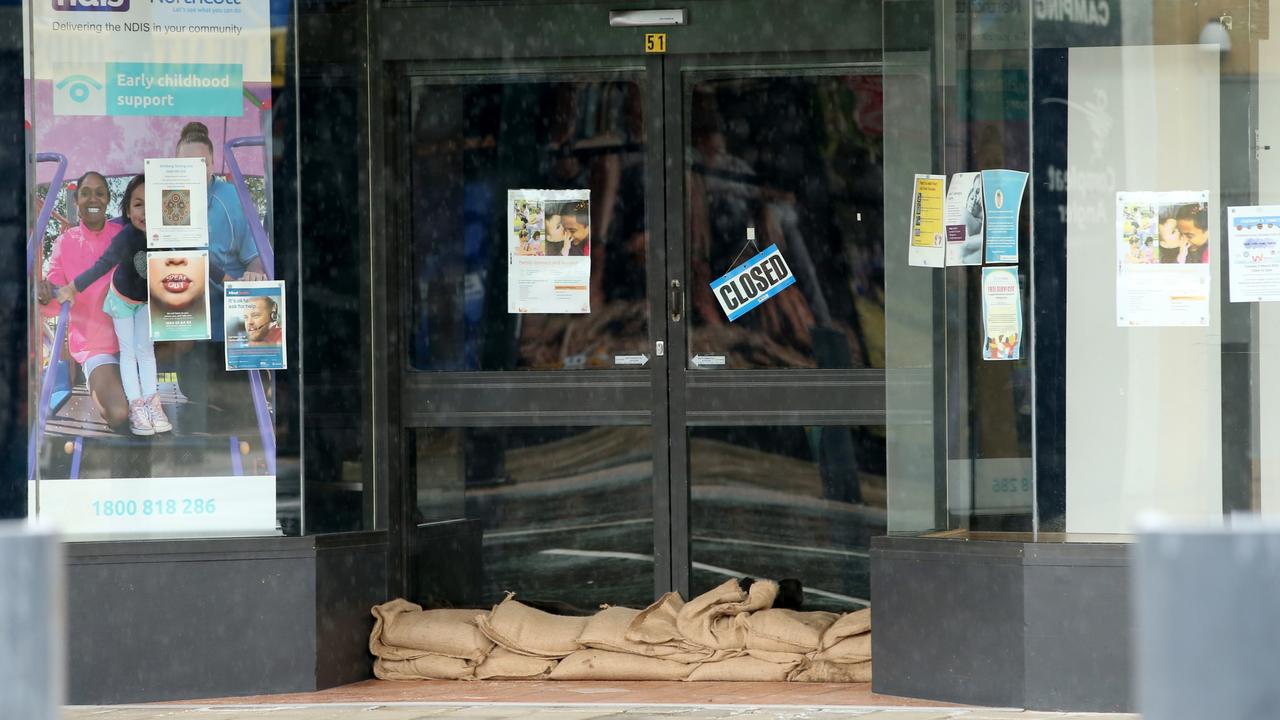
[710, 244, 796, 322]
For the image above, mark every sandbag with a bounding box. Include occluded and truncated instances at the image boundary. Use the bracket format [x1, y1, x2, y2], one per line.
[381, 607, 493, 662]
[676, 579, 778, 650]
[476, 594, 588, 658]
[687, 654, 799, 682]
[626, 591, 686, 645]
[373, 655, 476, 681]
[812, 632, 872, 663]
[549, 649, 695, 681]
[788, 659, 872, 683]
[582, 605, 714, 662]
[819, 608, 871, 649]
[740, 609, 838, 654]
[370, 599, 435, 662]
[474, 647, 558, 680]
[745, 648, 807, 665]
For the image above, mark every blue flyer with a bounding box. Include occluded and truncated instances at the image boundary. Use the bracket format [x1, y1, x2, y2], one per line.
[224, 281, 287, 371]
[981, 169, 1029, 264]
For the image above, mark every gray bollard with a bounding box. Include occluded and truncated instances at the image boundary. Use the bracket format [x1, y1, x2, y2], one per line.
[0, 522, 63, 720]
[1133, 521, 1280, 720]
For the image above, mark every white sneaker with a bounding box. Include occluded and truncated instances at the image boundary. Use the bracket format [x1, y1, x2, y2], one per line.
[146, 393, 172, 433]
[129, 398, 155, 436]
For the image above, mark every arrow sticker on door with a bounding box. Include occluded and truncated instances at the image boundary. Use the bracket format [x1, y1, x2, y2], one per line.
[614, 354, 650, 366]
[709, 243, 796, 321]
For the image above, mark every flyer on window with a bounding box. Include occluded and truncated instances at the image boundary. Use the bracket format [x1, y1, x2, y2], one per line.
[908, 174, 946, 268]
[944, 172, 984, 266]
[981, 169, 1028, 264]
[981, 266, 1023, 361]
[1115, 191, 1211, 327]
[147, 250, 211, 341]
[1227, 206, 1280, 303]
[508, 189, 592, 314]
[225, 280, 286, 371]
[145, 157, 209, 248]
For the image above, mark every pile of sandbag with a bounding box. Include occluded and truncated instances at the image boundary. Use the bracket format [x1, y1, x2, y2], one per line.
[369, 579, 871, 682]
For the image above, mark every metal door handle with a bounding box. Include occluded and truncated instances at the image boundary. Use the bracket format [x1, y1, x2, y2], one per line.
[670, 280, 683, 322]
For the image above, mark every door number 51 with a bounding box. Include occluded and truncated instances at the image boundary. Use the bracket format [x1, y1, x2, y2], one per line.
[645, 33, 667, 53]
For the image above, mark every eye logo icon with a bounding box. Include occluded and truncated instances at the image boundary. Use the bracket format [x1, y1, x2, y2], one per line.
[52, 69, 106, 116]
[56, 74, 102, 104]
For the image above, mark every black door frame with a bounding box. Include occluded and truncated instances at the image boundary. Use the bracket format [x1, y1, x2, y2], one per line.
[370, 0, 888, 602]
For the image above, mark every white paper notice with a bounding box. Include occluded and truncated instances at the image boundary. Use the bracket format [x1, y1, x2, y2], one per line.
[144, 157, 209, 248]
[508, 189, 591, 314]
[1115, 191, 1212, 327]
[908, 174, 946, 268]
[1227, 206, 1280, 303]
[944, 172, 984, 266]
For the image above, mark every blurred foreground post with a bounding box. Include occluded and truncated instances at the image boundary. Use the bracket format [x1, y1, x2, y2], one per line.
[0, 522, 63, 720]
[1134, 521, 1280, 720]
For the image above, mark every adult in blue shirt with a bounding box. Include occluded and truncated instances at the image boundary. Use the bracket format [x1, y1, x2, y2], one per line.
[172, 121, 269, 433]
[175, 121, 269, 284]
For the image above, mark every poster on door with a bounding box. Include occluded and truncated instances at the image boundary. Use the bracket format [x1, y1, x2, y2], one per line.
[944, 172, 984, 266]
[909, 174, 946, 268]
[508, 189, 592, 314]
[981, 266, 1023, 361]
[1115, 191, 1211, 327]
[1226, 206, 1280, 303]
[981, 169, 1028, 264]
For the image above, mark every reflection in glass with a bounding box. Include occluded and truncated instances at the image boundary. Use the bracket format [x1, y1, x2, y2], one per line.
[689, 425, 886, 612]
[412, 426, 654, 609]
[408, 78, 649, 371]
[687, 73, 885, 370]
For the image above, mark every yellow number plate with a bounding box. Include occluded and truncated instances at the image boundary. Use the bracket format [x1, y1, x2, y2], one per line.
[645, 33, 667, 54]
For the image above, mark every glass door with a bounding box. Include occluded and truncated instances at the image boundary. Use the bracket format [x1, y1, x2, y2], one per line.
[663, 54, 887, 609]
[376, 1, 887, 612]
[386, 59, 672, 610]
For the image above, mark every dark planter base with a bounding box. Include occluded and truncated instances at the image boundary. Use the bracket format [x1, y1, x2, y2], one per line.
[65, 531, 387, 704]
[871, 536, 1130, 712]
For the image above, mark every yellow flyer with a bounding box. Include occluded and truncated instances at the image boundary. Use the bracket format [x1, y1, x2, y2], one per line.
[910, 174, 946, 267]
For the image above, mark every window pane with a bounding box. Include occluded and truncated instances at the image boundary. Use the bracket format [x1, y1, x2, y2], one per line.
[408, 78, 650, 371]
[686, 72, 885, 371]
[689, 424, 885, 612]
[412, 426, 654, 609]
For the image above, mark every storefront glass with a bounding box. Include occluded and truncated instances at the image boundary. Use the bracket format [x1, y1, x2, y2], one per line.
[16, 0, 376, 539]
[884, 0, 1277, 539]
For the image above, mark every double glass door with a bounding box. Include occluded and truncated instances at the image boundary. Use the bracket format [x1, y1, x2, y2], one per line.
[382, 1, 887, 613]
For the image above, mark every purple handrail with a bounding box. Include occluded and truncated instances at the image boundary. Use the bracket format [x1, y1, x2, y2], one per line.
[27, 154, 70, 483]
[223, 136, 274, 277]
[224, 135, 276, 476]
[28, 153, 68, 275]
[28, 303, 70, 482]
[248, 370, 276, 475]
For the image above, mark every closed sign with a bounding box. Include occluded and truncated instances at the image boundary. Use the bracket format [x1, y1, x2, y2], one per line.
[710, 244, 796, 321]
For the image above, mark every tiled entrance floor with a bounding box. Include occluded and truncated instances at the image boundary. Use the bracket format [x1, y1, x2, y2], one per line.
[65, 702, 1140, 720]
[64, 681, 1138, 719]
[198, 680, 958, 707]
